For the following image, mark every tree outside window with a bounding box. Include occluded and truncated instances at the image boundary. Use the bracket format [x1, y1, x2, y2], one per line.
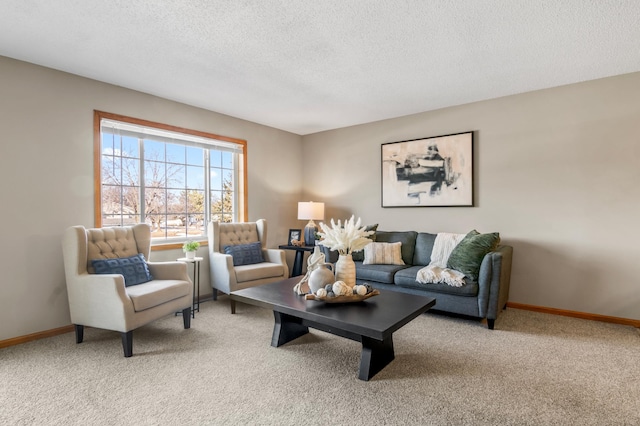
[95, 111, 246, 245]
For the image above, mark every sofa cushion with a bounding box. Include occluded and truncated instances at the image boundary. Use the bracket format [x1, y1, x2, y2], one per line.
[412, 232, 437, 266]
[235, 262, 284, 283]
[363, 242, 404, 265]
[356, 262, 411, 284]
[374, 231, 418, 266]
[126, 279, 191, 311]
[447, 230, 500, 281]
[352, 224, 378, 261]
[224, 242, 264, 266]
[394, 266, 479, 296]
[91, 254, 153, 287]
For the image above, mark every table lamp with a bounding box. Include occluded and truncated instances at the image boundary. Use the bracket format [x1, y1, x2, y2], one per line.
[297, 201, 325, 246]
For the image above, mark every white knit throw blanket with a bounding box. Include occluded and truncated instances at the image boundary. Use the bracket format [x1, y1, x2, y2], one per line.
[416, 232, 467, 287]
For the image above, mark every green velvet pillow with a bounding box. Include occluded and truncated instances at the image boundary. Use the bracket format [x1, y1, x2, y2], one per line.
[447, 230, 500, 281]
[352, 224, 378, 261]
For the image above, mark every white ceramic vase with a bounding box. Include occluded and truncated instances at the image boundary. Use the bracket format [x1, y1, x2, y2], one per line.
[185, 250, 196, 259]
[335, 254, 356, 288]
[308, 263, 335, 294]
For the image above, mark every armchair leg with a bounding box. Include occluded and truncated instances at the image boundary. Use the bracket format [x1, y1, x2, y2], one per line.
[487, 319, 495, 330]
[74, 325, 84, 344]
[182, 307, 192, 329]
[212, 289, 218, 301]
[121, 331, 133, 357]
[230, 299, 236, 314]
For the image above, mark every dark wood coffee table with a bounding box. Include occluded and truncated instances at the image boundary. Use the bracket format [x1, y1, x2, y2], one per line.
[230, 277, 436, 380]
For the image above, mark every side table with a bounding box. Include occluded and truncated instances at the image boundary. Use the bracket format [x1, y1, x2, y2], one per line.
[278, 245, 315, 277]
[177, 256, 203, 318]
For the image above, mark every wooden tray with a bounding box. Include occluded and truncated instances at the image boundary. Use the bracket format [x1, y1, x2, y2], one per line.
[305, 289, 380, 303]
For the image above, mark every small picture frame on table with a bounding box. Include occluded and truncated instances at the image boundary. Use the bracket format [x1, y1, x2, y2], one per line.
[288, 229, 301, 245]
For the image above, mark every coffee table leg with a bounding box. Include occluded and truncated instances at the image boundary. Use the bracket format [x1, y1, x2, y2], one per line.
[271, 311, 309, 347]
[359, 335, 395, 381]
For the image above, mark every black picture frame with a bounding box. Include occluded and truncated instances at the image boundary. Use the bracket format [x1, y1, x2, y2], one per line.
[381, 131, 474, 207]
[288, 229, 301, 245]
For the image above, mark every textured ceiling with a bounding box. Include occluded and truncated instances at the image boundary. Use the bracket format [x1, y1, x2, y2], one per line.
[1, 1, 639, 135]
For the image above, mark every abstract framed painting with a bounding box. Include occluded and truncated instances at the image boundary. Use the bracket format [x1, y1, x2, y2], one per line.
[381, 131, 474, 207]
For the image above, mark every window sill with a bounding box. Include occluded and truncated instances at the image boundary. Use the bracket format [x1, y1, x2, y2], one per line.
[151, 240, 208, 251]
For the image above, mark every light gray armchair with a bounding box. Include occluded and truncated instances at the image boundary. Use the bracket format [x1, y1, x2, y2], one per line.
[208, 219, 288, 313]
[62, 224, 193, 357]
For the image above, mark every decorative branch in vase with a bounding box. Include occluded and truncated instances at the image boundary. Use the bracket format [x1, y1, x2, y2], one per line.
[317, 215, 374, 287]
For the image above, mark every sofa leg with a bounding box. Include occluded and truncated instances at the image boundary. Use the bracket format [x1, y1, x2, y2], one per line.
[212, 289, 218, 301]
[121, 331, 133, 357]
[487, 319, 495, 330]
[74, 324, 84, 344]
[230, 299, 236, 314]
[182, 307, 192, 328]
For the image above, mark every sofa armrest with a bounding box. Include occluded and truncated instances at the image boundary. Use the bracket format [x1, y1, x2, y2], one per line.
[66, 273, 132, 329]
[477, 245, 513, 321]
[208, 251, 237, 294]
[263, 248, 285, 264]
[146, 261, 189, 282]
[263, 249, 289, 278]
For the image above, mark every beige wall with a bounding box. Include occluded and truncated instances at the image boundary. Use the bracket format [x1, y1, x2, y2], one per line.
[2, 55, 638, 342]
[302, 72, 640, 321]
[0, 56, 302, 340]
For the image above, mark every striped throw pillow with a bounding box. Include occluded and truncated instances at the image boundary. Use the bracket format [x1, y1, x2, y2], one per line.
[363, 242, 405, 265]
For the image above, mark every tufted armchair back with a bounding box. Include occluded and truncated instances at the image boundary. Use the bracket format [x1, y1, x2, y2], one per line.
[64, 224, 151, 275]
[209, 220, 267, 253]
[83, 225, 151, 273]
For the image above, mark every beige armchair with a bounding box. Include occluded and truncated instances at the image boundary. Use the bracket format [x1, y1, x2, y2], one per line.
[208, 219, 288, 313]
[62, 224, 193, 357]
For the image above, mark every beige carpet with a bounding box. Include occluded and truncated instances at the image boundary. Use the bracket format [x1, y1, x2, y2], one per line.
[1, 296, 639, 425]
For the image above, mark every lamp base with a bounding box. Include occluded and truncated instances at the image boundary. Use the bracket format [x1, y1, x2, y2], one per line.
[304, 225, 318, 246]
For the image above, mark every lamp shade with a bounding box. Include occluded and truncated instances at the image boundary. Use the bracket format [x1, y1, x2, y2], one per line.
[297, 202, 325, 221]
[298, 202, 325, 246]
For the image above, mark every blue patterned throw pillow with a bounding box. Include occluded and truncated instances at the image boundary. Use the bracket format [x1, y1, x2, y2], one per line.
[91, 254, 154, 287]
[224, 242, 264, 266]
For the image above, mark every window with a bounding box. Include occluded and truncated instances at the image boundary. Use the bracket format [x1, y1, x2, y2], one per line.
[94, 111, 247, 246]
